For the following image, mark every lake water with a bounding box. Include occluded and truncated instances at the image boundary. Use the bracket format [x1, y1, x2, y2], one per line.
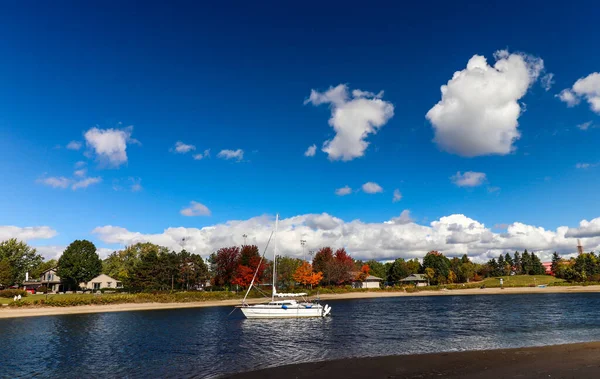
[2, 293, 600, 378]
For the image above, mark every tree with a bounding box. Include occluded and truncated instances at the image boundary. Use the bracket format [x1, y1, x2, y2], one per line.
[209, 246, 241, 287]
[129, 249, 162, 290]
[521, 250, 532, 275]
[504, 253, 514, 272]
[177, 251, 209, 290]
[497, 255, 506, 276]
[422, 251, 450, 285]
[30, 259, 57, 280]
[103, 242, 170, 285]
[57, 240, 102, 290]
[0, 259, 12, 288]
[387, 258, 409, 284]
[365, 260, 386, 280]
[551, 252, 561, 274]
[513, 251, 522, 274]
[424, 267, 435, 285]
[356, 264, 370, 281]
[313, 247, 334, 285]
[276, 257, 303, 288]
[0, 239, 43, 285]
[330, 248, 354, 284]
[447, 270, 457, 284]
[293, 262, 323, 287]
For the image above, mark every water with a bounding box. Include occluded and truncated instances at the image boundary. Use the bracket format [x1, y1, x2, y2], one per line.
[2, 293, 600, 378]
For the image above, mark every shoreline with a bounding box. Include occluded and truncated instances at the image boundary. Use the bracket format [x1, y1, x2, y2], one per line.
[225, 341, 600, 379]
[1, 285, 600, 319]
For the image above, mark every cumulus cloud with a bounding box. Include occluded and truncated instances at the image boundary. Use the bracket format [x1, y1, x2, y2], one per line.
[193, 149, 211, 160]
[91, 212, 600, 262]
[392, 189, 402, 202]
[451, 171, 487, 187]
[426, 50, 544, 157]
[558, 72, 600, 114]
[335, 186, 352, 196]
[566, 218, 600, 238]
[304, 84, 394, 161]
[172, 141, 196, 154]
[180, 201, 211, 217]
[362, 182, 383, 194]
[66, 141, 82, 150]
[0, 226, 57, 242]
[217, 149, 244, 161]
[304, 144, 317, 157]
[84, 126, 138, 167]
[71, 177, 102, 190]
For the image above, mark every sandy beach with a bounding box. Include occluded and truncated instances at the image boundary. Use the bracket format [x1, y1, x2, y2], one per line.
[1, 285, 600, 319]
[226, 342, 600, 379]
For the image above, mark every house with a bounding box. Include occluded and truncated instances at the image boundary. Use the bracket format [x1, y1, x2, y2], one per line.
[22, 268, 63, 293]
[542, 262, 553, 275]
[352, 274, 383, 289]
[79, 274, 123, 291]
[400, 273, 429, 287]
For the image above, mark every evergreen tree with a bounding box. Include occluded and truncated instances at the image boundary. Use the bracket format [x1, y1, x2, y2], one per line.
[504, 253, 514, 273]
[551, 252, 561, 274]
[513, 251, 522, 275]
[498, 255, 506, 276]
[521, 250, 531, 275]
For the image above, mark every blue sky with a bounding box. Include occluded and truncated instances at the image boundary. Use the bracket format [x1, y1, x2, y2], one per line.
[1, 1, 599, 261]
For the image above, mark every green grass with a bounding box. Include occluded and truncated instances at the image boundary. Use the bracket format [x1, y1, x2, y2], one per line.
[444, 275, 564, 290]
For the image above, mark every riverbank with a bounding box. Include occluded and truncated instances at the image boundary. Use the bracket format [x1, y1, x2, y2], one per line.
[226, 341, 600, 379]
[1, 285, 600, 319]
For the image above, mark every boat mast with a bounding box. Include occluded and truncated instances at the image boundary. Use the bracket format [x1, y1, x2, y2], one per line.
[272, 213, 278, 301]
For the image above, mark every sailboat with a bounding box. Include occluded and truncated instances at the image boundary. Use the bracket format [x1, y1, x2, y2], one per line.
[239, 214, 332, 319]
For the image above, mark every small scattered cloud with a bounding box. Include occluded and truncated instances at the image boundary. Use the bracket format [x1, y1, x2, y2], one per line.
[487, 186, 501, 193]
[558, 72, 600, 114]
[426, 50, 544, 157]
[72, 177, 102, 190]
[0, 226, 57, 242]
[172, 141, 196, 154]
[180, 201, 211, 217]
[66, 141, 82, 150]
[84, 125, 138, 168]
[217, 149, 244, 161]
[38, 174, 101, 190]
[576, 163, 598, 169]
[304, 144, 317, 157]
[37, 176, 71, 189]
[362, 182, 383, 194]
[304, 84, 394, 161]
[335, 186, 352, 196]
[193, 149, 211, 160]
[451, 171, 487, 187]
[577, 121, 594, 131]
[74, 161, 87, 168]
[130, 177, 142, 192]
[74, 169, 87, 177]
[392, 189, 402, 202]
[541, 73, 555, 91]
[388, 210, 413, 225]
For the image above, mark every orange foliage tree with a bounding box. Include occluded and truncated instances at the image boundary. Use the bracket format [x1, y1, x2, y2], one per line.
[356, 264, 370, 281]
[293, 262, 323, 287]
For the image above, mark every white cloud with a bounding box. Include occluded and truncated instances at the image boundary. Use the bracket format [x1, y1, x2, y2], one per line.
[180, 201, 211, 217]
[33, 245, 113, 260]
[71, 177, 102, 190]
[558, 72, 600, 114]
[305, 84, 394, 161]
[37, 176, 71, 189]
[566, 218, 600, 238]
[304, 144, 317, 157]
[75, 161, 86, 168]
[66, 141, 82, 150]
[74, 169, 87, 177]
[362, 182, 383, 194]
[392, 189, 402, 203]
[577, 121, 593, 131]
[576, 163, 598, 169]
[541, 73, 555, 91]
[335, 186, 352, 196]
[557, 89, 580, 107]
[92, 212, 600, 262]
[172, 141, 196, 154]
[0, 226, 57, 242]
[130, 178, 142, 192]
[193, 149, 211, 160]
[426, 50, 544, 157]
[84, 126, 138, 167]
[451, 171, 487, 187]
[217, 149, 244, 161]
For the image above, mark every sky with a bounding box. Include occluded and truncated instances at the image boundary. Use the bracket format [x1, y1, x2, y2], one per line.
[1, 1, 600, 262]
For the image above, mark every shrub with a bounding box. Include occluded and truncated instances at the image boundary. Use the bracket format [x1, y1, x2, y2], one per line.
[37, 286, 48, 294]
[0, 289, 28, 298]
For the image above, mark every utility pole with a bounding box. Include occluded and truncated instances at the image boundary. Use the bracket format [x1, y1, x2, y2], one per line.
[309, 249, 316, 263]
[243, 234, 248, 246]
[300, 239, 306, 261]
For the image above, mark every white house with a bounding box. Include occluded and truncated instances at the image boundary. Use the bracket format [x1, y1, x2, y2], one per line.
[80, 274, 123, 290]
[400, 273, 429, 287]
[22, 268, 63, 293]
[352, 274, 383, 289]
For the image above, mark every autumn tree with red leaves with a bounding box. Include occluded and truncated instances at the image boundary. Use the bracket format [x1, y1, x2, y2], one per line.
[331, 248, 354, 284]
[293, 262, 323, 287]
[209, 246, 240, 287]
[356, 264, 370, 281]
[312, 247, 334, 285]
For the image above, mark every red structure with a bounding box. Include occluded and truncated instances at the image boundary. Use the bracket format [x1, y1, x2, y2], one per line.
[542, 262, 553, 275]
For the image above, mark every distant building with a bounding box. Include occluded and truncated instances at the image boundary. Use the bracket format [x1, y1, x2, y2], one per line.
[352, 274, 383, 289]
[542, 262, 553, 275]
[80, 274, 123, 290]
[400, 273, 429, 287]
[22, 268, 63, 293]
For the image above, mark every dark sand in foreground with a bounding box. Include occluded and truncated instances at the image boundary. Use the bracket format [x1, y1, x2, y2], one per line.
[226, 342, 600, 379]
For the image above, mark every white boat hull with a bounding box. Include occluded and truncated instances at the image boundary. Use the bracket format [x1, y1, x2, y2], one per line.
[241, 303, 331, 318]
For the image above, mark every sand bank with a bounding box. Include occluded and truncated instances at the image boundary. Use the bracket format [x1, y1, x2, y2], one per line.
[1, 285, 600, 319]
[226, 342, 600, 379]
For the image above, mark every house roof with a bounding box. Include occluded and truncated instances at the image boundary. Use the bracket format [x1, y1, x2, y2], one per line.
[365, 275, 383, 281]
[400, 274, 427, 281]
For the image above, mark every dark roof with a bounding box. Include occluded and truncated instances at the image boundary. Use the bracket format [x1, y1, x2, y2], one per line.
[400, 274, 427, 281]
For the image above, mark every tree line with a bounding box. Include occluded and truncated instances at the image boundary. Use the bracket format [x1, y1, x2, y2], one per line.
[552, 251, 600, 282]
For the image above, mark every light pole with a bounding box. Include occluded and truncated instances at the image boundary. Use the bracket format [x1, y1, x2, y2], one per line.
[300, 239, 306, 261]
[243, 234, 248, 246]
[309, 249, 315, 263]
